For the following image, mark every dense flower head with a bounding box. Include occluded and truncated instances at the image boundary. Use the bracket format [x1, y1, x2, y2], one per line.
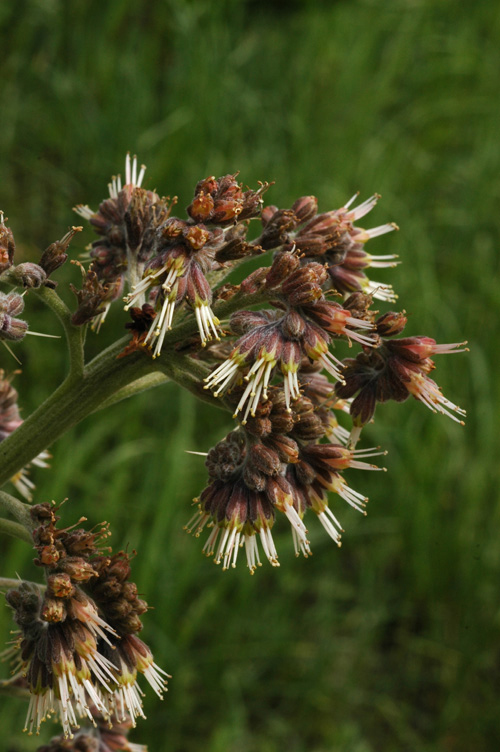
[186, 383, 387, 572]
[70, 159, 466, 573]
[0, 210, 15, 273]
[335, 330, 468, 442]
[5, 503, 169, 739]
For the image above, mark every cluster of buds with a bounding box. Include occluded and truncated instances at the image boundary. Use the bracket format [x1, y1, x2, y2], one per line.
[0, 370, 49, 499]
[72, 159, 466, 571]
[74, 160, 269, 351]
[187, 376, 386, 572]
[336, 321, 468, 443]
[5, 503, 168, 739]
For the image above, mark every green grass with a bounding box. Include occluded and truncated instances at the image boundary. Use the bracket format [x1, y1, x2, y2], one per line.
[1, 1, 499, 749]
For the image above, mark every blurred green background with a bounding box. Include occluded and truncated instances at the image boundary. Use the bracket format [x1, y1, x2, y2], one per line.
[1, 0, 498, 750]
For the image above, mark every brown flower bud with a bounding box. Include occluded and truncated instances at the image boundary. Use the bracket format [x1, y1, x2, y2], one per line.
[60, 557, 96, 582]
[265, 435, 299, 463]
[243, 464, 267, 491]
[195, 176, 218, 195]
[291, 196, 318, 224]
[261, 205, 278, 226]
[40, 596, 66, 623]
[160, 217, 187, 239]
[46, 572, 74, 599]
[212, 197, 243, 223]
[215, 238, 261, 263]
[0, 218, 15, 273]
[39, 226, 82, 277]
[376, 311, 407, 336]
[184, 225, 210, 250]
[6, 262, 47, 289]
[37, 545, 61, 567]
[187, 192, 215, 222]
[240, 267, 268, 294]
[266, 252, 300, 288]
[249, 444, 281, 476]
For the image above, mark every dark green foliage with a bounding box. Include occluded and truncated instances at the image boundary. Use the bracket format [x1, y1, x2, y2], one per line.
[0, 1, 498, 749]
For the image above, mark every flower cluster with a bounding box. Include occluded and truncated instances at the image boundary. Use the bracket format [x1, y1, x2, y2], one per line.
[0, 370, 49, 499]
[70, 158, 466, 572]
[187, 373, 386, 572]
[74, 159, 268, 351]
[5, 502, 168, 740]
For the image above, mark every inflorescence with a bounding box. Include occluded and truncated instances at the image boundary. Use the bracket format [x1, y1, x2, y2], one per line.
[0, 154, 467, 746]
[69, 154, 466, 571]
[4, 502, 169, 742]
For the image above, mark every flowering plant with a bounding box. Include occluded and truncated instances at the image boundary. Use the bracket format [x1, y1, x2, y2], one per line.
[0, 155, 466, 749]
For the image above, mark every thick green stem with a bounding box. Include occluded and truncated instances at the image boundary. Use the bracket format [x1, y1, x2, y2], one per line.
[0, 286, 272, 488]
[0, 490, 33, 529]
[95, 372, 170, 412]
[0, 577, 43, 589]
[32, 286, 85, 378]
[0, 517, 32, 543]
[0, 339, 155, 487]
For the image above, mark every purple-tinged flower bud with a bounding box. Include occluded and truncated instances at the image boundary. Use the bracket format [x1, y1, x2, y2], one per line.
[280, 310, 306, 339]
[282, 264, 327, 306]
[240, 267, 269, 294]
[216, 237, 262, 262]
[6, 262, 47, 288]
[265, 434, 299, 464]
[266, 252, 300, 288]
[40, 226, 82, 277]
[0, 312, 28, 341]
[261, 205, 279, 226]
[243, 465, 267, 491]
[375, 310, 407, 336]
[0, 290, 24, 317]
[291, 195, 318, 224]
[248, 443, 281, 476]
[0, 213, 15, 273]
[230, 310, 269, 335]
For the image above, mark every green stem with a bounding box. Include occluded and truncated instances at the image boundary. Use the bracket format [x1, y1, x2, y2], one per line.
[0, 577, 43, 589]
[0, 490, 33, 530]
[0, 339, 155, 487]
[32, 286, 85, 378]
[95, 372, 170, 412]
[0, 287, 272, 487]
[0, 517, 32, 543]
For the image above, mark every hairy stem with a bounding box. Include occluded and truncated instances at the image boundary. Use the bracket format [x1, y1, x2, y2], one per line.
[94, 372, 170, 412]
[0, 490, 33, 530]
[0, 577, 43, 589]
[33, 286, 85, 378]
[0, 517, 32, 543]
